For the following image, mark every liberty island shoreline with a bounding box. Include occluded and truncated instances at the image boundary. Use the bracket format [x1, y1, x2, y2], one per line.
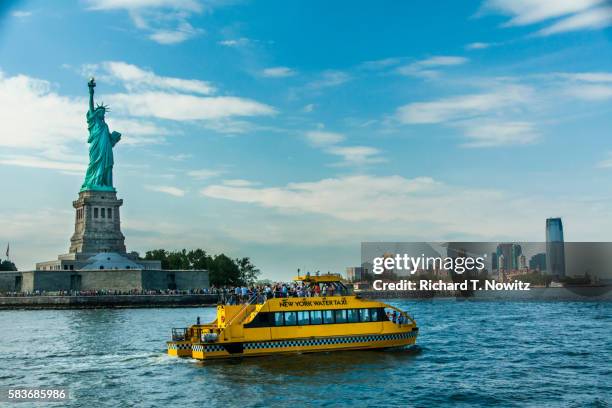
[1, 286, 609, 310]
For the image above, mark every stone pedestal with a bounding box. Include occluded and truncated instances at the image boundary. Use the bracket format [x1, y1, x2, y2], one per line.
[69, 190, 126, 255]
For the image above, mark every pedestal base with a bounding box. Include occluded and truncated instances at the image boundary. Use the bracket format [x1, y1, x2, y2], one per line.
[69, 190, 126, 255]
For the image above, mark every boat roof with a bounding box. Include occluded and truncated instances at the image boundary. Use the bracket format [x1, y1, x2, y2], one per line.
[294, 273, 344, 283]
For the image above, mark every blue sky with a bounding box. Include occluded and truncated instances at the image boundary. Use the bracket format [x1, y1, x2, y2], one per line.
[1, 0, 612, 279]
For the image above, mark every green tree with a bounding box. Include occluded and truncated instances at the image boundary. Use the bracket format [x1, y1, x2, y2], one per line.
[166, 249, 190, 270]
[144, 248, 260, 287]
[210, 254, 241, 286]
[144, 249, 169, 269]
[236, 257, 261, 285]
[0, 260, 17, 271]
[187, 248, 211, 270]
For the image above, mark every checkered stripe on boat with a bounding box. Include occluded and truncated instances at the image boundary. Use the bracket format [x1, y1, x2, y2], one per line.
[168, 343, 191, 350]
[244, 331, 417, 350]
[192, 344, 225, 352]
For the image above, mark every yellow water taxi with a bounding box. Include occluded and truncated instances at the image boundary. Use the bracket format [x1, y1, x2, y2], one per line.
[167, 274, 418, 360]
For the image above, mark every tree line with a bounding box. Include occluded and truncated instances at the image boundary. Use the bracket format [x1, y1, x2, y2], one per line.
[0, 260, 17, 271]
[142, 249, 260, 287]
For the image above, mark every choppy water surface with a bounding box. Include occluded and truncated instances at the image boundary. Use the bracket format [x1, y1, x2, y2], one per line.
[1, 300, 610, 407]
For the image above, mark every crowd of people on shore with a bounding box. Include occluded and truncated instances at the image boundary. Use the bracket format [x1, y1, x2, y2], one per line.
[0, 288, 211, 297]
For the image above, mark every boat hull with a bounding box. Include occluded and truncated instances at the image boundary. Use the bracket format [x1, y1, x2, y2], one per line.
[167, 341, 192, 357]
[187, 330, 418, 360]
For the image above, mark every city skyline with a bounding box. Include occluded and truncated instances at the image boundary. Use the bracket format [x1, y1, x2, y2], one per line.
[1, 1, 612, 279]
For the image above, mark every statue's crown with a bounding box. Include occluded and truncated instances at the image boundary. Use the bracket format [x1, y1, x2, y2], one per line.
[95, 102, 110, 113]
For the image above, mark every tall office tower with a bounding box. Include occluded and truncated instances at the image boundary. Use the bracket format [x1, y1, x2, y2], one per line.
[546, 218, 566, 277]
[511, 244, 522, 270]
[529, 253, 547, 272]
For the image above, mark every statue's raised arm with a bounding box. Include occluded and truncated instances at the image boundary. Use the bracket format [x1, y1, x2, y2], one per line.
[88, 77, 96, 113]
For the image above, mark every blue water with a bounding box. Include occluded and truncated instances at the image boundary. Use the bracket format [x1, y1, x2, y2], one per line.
[1, 300, 610, 407]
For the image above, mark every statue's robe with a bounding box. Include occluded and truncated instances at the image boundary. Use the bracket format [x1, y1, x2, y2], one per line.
[81, 109, 121, 191]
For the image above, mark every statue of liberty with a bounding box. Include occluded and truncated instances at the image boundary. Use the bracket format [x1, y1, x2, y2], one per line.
[81, 78, 121, 192]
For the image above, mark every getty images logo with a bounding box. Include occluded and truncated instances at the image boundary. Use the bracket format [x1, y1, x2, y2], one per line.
[372, 253, 486, 275]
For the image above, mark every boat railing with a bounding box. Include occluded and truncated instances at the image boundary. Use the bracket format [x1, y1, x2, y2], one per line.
[385, 306, 417, 327]
[222, 294, 259, 330]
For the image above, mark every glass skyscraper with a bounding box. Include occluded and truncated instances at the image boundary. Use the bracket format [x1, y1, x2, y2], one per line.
[546, 218, 565, 277]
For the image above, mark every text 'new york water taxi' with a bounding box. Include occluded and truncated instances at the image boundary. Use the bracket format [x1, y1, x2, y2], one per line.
[167, 273, 418, 360]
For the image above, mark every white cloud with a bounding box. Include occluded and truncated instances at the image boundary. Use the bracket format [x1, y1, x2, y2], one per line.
[12, 10, 32, 18]
[86, 0, 205, 44]
[218, 38, 251, 47]
[597, 152, 612, 168]
[168, 153, 192, 161]
[307, 71, 351, 89]
[466, 42, 492, 50]
[0, 154, 85, 172]
[360, 58, 402, 70]
[303, 104, 315, 113]
[107, 118, 168, 145]
[558, 72, 612, 100]
[0, 71, 166, 154]
[459, 121, 539, 147]
[149, 22, 203, 45]
[558, 72, 612, 82]
[0, 73, 85, 150]
[86, 0, 202, 12]
[304, 129, 384, 166]
[412, 56, 469, 68]
[262, 67, 296, 78]
[202, 175, 443, 222]
[396, 85, 532, 124]
[222, 179, 259, 187]
[396, 84, 539, 148]
[145, 184, 186, 196]
[483, 0, 604, 26]
[482, 0, 611, 36]
[199, 174, 612, 245]
[305, 131, 345, 147]
[198, 174, 565, 242]
[187, 168, 223, 179]
[80, 62, 276, 121]
[565, 84, 612, 101]
[538, 6, 612, 36]
[85, 61, 215, 94]
[326, 146, 386, 166]
[108, 92, 275, 121]
[397, 56, 468, 78]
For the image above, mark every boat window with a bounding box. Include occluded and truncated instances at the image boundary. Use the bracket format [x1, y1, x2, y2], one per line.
[359, 309, 371, 322]
[334, 309, 347, 323]
[310, 310, 323, 324]
[284, 312, 297, 326]
[297, 311, 309, 325]
[245, 312, 273, 328]
[322, 310, 334, 324]
[347, 309, 359, 323]
[370, 308, 381, 322]
[274, 312, 284, 326]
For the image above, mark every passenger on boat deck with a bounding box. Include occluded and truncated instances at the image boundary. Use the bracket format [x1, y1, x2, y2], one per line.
[392, 311, 397, 323]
